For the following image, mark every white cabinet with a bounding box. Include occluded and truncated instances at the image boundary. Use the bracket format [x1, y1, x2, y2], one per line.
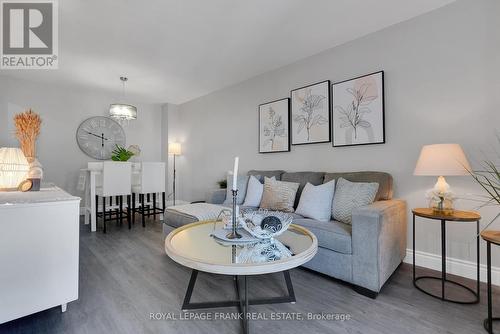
[0, 187, 80, 324]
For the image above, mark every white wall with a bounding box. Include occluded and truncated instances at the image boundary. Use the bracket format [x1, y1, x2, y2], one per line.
[0, 76, 163, 196]
[170, 0, 500, 265]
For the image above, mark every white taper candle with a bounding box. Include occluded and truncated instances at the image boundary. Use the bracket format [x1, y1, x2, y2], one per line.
[232, 157, 239, 190]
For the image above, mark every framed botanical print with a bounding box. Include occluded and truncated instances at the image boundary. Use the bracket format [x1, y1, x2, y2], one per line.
[258, 98, 290, 153]
[290, 80, 331, 145]
[332, 71, 385, 147]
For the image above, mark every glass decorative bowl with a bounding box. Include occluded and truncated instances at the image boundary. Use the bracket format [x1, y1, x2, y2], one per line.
[241, 209, 293, 239]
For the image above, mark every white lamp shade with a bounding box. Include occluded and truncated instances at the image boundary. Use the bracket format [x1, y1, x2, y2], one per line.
[0, 147, 30, 190]
[168, 142, 182, 155]
[414, 144, 471, 176]
[109, 104, 137, 120]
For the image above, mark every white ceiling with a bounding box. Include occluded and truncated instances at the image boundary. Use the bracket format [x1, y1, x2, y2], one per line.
[2, 0, 455, 104]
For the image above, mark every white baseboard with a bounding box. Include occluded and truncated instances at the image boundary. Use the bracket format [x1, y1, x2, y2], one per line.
[404, 248, 500, 286]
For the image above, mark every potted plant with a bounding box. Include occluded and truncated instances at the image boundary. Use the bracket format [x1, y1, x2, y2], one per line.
[111, 145, 135, 161]
[217, 179, 227, 189]
[469, 136, 500, 231]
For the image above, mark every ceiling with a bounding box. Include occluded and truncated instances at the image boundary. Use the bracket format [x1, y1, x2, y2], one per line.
[1, 0, 455, 104]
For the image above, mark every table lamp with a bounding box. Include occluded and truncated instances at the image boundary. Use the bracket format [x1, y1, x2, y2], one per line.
[0, 147, 30, 191]
[414, 143, 471, 212]
[168, 142, 182, 205]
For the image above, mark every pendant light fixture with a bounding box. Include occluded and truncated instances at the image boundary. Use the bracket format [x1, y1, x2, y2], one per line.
[109, 76, 137, 121]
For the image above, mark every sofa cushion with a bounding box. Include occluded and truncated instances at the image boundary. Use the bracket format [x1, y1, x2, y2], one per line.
[293, 218, 352, 254]
[281, 171, 325, 207]
[332, 178, 379, 224]
[247, 170, 285, 180]
[164, 209, 199, 228]
[295, 180, 335, 221]
[223, 174, 249, 205]
[324, 171, 392, 201]
[243, 175, 275, 207]
[260, 177, 300, 212]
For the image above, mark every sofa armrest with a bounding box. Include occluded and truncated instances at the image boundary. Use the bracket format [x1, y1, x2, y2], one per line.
[351, 199, 407, 292]
[206, 189, 227, 204]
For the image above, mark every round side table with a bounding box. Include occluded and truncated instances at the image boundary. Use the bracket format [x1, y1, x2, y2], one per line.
[481, 230, 500, 333]
[412, 208, 481, 304]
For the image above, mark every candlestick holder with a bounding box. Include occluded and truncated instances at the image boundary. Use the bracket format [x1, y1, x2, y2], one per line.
[226, 189, 242, 239]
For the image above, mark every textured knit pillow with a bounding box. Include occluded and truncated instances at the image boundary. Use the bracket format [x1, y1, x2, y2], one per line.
[295, 180, 335, 221]
[260, 177, 300, 213]
[332, 177, 379, 224]
[223, 174, 249, 205]
[243, 175, 275, 207]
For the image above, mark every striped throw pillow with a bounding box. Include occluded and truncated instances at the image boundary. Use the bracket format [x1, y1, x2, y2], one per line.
[259, 177, 300, 212]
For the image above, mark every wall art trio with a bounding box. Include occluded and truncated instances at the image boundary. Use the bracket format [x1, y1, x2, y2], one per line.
[258, 71, 385, 153]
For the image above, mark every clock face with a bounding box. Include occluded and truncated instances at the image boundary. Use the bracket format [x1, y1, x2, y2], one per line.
[76, 117, 126, 160]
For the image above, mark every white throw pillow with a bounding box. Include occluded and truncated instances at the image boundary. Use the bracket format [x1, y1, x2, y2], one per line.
[295, 180, 335, 221]
[331, 177, 379, 224]
[243, 175, 274, 207]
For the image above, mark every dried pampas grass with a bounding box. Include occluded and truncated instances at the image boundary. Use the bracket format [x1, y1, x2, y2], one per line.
[14, 109, 41, 158]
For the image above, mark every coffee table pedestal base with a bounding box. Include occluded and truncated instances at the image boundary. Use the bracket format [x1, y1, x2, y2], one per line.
[181, 269, 296, 334]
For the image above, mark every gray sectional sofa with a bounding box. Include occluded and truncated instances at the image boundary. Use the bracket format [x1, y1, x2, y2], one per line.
[163, 170, 407, 298]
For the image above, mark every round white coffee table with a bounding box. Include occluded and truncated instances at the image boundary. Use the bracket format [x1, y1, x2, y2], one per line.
[165, 220, 318, 334]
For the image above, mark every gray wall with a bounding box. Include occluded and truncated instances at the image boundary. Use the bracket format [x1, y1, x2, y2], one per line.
[0, 76, 163, 196]
[171, 0, 500, 264]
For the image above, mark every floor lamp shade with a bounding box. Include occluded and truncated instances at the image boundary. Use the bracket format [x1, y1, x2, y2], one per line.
[168, 142, 182, 156]
[414, 144, 471, 176]
[0, 148, 30, 190]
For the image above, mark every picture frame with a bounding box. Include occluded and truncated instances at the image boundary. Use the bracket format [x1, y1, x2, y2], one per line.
[332, 71, 385, 147]
[290, 80, 331, 145]
[258, 98, 290, 153]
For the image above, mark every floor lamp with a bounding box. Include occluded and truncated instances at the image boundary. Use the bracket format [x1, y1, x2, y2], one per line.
[168, 142, 182, 206]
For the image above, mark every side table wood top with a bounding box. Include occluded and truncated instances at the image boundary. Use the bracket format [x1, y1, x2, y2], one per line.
[412, 208, 481, 222]
[481, 230, 500, 246]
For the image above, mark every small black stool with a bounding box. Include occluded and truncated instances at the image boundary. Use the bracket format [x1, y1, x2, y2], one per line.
[96, 195, 132, 233]
[482, 230, 500, 334]
[131, 192, 166, 227]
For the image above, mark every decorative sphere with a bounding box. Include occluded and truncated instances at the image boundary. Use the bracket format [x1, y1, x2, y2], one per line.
[261, 216, 282, 233]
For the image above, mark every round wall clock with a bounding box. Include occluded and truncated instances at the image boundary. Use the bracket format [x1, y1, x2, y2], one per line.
[76, 116, 126, 160]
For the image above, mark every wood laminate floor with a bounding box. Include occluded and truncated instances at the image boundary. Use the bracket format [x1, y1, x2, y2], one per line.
[1, 217, 498, 334]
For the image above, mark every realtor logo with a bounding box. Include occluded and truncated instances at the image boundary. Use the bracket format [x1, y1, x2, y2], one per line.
[1, 0, 58, 69]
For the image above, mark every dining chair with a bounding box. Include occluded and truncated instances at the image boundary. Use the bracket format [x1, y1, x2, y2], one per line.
[95, 162, 132, 233]
[132, 162, 166, 227]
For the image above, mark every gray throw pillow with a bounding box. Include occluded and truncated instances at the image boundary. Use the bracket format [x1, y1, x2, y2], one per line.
[332, 177, 379, 224]
[223, 174, 250, 205]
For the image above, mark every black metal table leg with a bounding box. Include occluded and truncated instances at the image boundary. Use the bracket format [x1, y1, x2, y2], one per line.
[483, 241, 500, 333]
[478, 220, 481, 302]
[441, 219, 446, 300]
[181, 270, 296, 334]
[413, 216, 479, 304]
[413, 213, 416, 283]
[244, 276, 249, 334]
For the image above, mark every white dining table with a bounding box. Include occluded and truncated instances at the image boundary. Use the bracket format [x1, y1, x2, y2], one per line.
[82, 162, 141, 232]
